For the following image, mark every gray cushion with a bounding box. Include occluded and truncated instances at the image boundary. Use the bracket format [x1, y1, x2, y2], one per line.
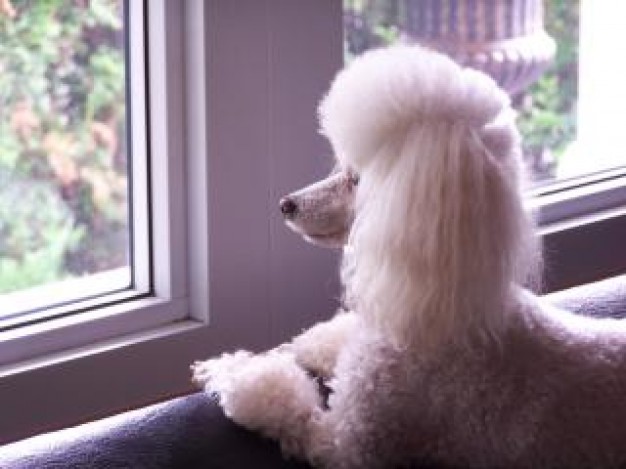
[0, 393, 311, 468]
[546, 274, 626, 318]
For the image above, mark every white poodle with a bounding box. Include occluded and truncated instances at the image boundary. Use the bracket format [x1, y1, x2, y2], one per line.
[192, 45, 626, 468]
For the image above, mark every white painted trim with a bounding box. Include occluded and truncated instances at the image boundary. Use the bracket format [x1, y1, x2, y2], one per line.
[532, 170, 626, 225]
[0, 319, 200, 379]
[0, 297, 189, 370]
[148, 0, 189, 301]
[184, 0, 210, 323]
[0, 268, 131, 325]
[539, 205, 626, 237]
[128, 0, 151, 293]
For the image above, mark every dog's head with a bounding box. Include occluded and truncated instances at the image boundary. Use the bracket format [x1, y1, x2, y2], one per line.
[281, 45, 540, 349]
[280, 45, 522, 249]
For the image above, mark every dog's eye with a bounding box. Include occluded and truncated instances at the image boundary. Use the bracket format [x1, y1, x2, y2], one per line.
[349, 173, 359, 186]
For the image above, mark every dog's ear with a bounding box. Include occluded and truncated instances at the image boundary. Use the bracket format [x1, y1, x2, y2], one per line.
[481, 122, 515, 158]
[478, 109, 522, 164]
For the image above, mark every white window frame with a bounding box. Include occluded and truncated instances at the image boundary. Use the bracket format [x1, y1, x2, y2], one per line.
[0, 0, 193, 368]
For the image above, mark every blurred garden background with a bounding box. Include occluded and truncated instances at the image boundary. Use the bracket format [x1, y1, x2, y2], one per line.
[0, 0, 127, 294]
[344, 0, 579, 183]
[0, 0, 583, 296]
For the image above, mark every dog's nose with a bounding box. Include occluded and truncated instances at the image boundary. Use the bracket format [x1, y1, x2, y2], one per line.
[279, 197, 298, 219]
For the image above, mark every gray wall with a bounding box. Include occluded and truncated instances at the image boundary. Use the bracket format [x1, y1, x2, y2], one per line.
[205, 0, 343, 350]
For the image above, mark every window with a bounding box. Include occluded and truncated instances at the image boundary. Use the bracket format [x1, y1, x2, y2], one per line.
[0, 0, 153, 360]
[0, 1, 125, 303]
[0, 1, 152, 327]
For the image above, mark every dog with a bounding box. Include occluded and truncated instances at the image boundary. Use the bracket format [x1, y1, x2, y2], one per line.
[192, 45, 626, 468]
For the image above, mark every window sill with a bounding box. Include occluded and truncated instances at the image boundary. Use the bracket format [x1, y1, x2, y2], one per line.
[532, 168, 626, 225]
[0, 316, 202, 379]
[539, 206, 626, 292]
[0, 294, 190, 370]
[0, 268, 133, 328]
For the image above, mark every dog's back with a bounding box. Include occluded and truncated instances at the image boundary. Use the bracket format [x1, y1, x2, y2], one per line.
[358, 294, 626, 468]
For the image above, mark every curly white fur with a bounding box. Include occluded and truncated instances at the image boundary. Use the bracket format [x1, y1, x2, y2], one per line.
[192, 45, 626, 468]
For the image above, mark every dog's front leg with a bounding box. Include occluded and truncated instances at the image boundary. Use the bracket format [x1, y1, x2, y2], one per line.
[289, 310, 359, 379]
[197, 349, 323, 459]
[191, 310, 358, 395]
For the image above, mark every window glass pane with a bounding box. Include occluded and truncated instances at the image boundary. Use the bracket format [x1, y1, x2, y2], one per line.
[343, 0, 626, 185]
[0, 1, 129, 309]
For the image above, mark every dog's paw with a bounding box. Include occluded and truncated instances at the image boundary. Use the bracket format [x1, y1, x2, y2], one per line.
[217, 352, 322, 436]
[190, 360, 211, 386]
[192, 350, 322, 458]
[190, 350, 253, 388]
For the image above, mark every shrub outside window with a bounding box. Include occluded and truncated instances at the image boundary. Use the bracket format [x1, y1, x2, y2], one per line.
[0, 1, 132, 318]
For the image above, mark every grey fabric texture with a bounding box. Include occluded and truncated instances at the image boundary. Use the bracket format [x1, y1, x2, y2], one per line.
[547, 275, 626, 319]
[0, 393, 311, 469]
[1, 274, 625, 468]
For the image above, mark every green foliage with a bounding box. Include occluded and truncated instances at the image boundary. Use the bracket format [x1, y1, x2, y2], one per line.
[517, 0, 579, 162]
[517, 74, 577, 156]
[344, 0, 400, 59]
[0, 170, 84, 293]
[344, 0, 580, 180]
[87, 46, 125, 120]
[0, 0, 126, 294]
